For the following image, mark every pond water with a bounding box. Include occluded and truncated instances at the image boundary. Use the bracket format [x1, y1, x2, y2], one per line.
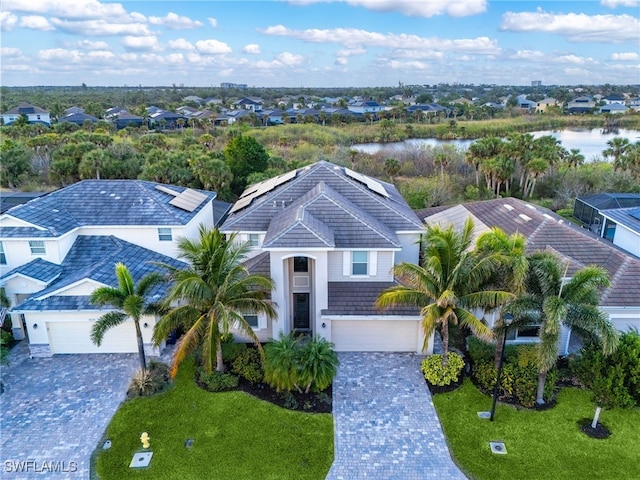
[353, 128, 640, 162]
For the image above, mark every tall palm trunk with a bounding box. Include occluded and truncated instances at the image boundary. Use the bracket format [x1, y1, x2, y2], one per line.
[441, 322, 449, 366]
[215, 335, 224, 372]
[134, 319, 147, 370]
[536, 370, 547, 405]
[494, 330, 505, 370]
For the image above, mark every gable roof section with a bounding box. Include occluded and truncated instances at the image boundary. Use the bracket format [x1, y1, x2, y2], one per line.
[1, 258, 62, 284]
[419, 197, 640, 308]
[323, 282, 420, 316]
[0, 180, 216, 238]
[222, 162, 422, 239]
[600, 207, 640, 234]
[13, 235, 186, 311]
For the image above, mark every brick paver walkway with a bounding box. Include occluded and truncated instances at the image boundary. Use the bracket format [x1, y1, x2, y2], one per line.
[326, 352, 467, 480]
[0, 341, 137, 480]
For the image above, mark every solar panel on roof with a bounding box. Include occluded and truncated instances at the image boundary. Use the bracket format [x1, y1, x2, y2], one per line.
[345, 167, 388, 198]
[229, 196, 253, 214]
[629, 207, 640, 221]
[169, 188, 207, 212]
[155, 185, 180, 197]
[344, 167, 367, 184]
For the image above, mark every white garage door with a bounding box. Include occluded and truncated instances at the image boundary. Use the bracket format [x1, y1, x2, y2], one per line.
[331, 320, 420, 352]
[48, 321, 138, 354]
[613, 317, 640, 334]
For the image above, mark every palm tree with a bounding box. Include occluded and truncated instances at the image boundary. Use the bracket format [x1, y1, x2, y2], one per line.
[376, 218, 512, 365]
[603, 137, 631, 168]
[507, 252, 619, 405]
[90, 263, 164, 370]
[475, 228, 528, 368]
[153, 226, 276, 377]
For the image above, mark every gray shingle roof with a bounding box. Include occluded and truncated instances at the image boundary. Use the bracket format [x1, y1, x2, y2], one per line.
[222, 162, 422, 245]
[419, 197, 640, 308]
[1, 180, 216, 238]
[12, 236, 186, 312]
[322, 282, 420, 316]
[600, 207, 640, 235]
[1, 258, 62, 284]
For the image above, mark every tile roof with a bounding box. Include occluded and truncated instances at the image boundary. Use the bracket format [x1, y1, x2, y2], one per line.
[222, 162, 423, 244]
[599, 207, 640, 234]
[12, 235, 186, 312]
[322, 282, 420, 316]
[0, 258, 62, 284]
[419, 197, 640, 308]
[0, 180, 216, 238]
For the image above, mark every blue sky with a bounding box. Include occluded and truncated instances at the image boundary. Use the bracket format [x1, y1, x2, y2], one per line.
[1, 0, 638, 87]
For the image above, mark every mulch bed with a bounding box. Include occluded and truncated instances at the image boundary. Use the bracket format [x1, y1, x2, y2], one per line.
[578, 418, 612, 439]
[236, 377, 332, 414]
[425, 376, 464, 394]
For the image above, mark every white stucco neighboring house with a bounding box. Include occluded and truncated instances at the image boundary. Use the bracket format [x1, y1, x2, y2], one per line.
[0, 180, 228, 357]
[221, 161, 433, 354]
[1, 103, 51, 126]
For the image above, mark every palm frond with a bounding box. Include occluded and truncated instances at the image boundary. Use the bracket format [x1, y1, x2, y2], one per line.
[91, 311, 127, 346]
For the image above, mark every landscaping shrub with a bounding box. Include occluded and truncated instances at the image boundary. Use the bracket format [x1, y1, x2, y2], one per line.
[231, 348, 264, 383]
[421, 353, 465, 387]
[264, 333, 301, 393]
[222, 341, 247, 365]
[297, 337, 339, 393]
[127, 362, 171, 398]
[197, 369, 239, 392]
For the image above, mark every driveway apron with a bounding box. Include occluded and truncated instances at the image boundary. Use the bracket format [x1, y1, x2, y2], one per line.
[0, 341, 137, 480]
[326, 352, 467, 480]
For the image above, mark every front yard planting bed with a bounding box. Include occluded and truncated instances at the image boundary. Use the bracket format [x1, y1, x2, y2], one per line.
[94, 359, 333, 480]
[433, 379, 640, 480]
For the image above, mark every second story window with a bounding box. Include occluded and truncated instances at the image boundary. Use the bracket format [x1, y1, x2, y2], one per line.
[352, 251, 368, 275]
[0, 242, 6, 265]
[244, 314, 259, 328]
[158, 228, 172, 241]
[29, 240, 46, 255]
[248, 234, 259, 247]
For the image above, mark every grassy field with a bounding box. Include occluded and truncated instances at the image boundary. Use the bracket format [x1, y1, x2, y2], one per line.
[94, 360, 334, 480]
[433, 380, 640, 480]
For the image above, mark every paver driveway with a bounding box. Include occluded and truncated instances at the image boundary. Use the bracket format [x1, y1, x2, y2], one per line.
[0, 341, 137, 480]
[326, 352, 467, 480]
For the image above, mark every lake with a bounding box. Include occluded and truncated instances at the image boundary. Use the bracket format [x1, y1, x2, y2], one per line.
[353, 128, 640, 162]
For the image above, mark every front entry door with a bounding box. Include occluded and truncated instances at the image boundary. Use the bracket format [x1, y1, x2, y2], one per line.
[293, 293, 310, 332]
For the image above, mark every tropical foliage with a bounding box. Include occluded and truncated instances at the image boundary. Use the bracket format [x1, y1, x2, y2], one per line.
[90, 262, 164, 370]
[376, 218, 512, 366]
[153, 226, 276, 377]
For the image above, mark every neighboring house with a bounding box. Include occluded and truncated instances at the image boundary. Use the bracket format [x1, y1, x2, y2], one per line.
[213, 109, 253, 126]
[59, 112, 99, 126]
[598, 207, 640, 257]
[182, 95, 203, 105]
[516, 97, 537, 111]
[112, 111, 144, 130]
[417, 198, 640, 354]
[600, 104, 629, 114]
[64, 106, 85, 115]
[603, 94, 625, 105]
[406, 103, 451, 116]
[233, 98, 264, 112]
[149, 111, 188, 129]
[567, 96, 595, 114]
[348, 101, 384, 114]
[1, 103, 51, 126]
[629, 97, 640, 112]
[176, 106, 199, 116]
[573, 193, 640, 235]
[221, 161, 431, 354]
[0, 180, 224, 356]
[0, 192, 47, 214]
[535, 98, 559, 113]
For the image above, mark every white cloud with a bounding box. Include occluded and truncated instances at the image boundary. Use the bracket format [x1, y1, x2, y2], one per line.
[50, 18, 152, 36]
[0, 12, 18, 31]
[38, 48, 83, 63]
[148, 12, 203, 29]
[335, 57, 348, 65]
[243, 44, 261, 54]
[500, 10, 640, 43]
[262, 25, 499, 55]
[19, 15, 54, 31]
[122, 35, 162, 52]
[2, 0, 132, 21]
[505, 49, 595, 65]
[287, 0, 487, 17]
[196, 39, 232, 55]
[601, 0, 638, 7]
[168, 38, 195, 51]
[208, 17, 218, 28]
[1, 47, 22, 58]
[73, 40, 110, 50]
[275, 52, 304, 66]
[611, 51, 639, 60]
[86, 50, 115, 60]
[335, 47, 366, 57]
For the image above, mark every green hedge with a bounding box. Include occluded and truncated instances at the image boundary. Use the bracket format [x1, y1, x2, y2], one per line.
[421, 352, 465, 386]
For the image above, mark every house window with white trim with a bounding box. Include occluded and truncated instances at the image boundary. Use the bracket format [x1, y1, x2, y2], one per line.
[158, 228, 172, 241]
[29, 240, 46, 255]
[0, 242, 6, 265]
[244, 314, 259, 328]
[248, 234, 259, 247]
[352, 251, 368, 275]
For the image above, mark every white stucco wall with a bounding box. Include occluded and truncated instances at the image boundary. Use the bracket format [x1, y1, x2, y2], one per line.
[0, 237, 64, 276]
[612, 225, 640, 257]
[327, 250, 395, 281]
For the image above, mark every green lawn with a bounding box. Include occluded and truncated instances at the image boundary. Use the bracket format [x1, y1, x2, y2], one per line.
[94, 360, 334, 480]
[433, 380, 640, 480]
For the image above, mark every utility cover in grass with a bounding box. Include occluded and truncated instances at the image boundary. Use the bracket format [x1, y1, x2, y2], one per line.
[489, 442, 507, 454]
[130, 452, 153, 468]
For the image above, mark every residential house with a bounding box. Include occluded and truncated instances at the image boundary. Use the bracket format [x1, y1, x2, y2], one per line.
[348, 100, 384, 114]
[535, 98, 559, 113]
[233, 98, 264, 112]
[176, 106, 199, 117]
[0, 192, 46, 214]
[149, 111, 188, 129]
[567, 96, 595, 114]
[59, 112, 99, 126]
[112, 111, 144, 130]
[0, 180, 224, 357]
[417, 198, 640, 353]
[1, 103, 51, 127]
[598, 207, 640, 257]
[600, 104, 629, 114]
[603, 94, 625, 105]
[573, 193, 640, 235]
[220, 161, 431, 353]
[629, 97, 640, 112]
